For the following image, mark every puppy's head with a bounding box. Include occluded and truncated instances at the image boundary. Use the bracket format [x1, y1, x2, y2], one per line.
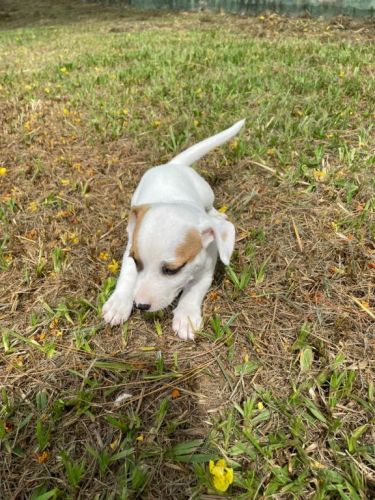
[127, 203, 235, 312]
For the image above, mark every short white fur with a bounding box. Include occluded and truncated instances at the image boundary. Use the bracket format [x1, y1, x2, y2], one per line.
[103, 119, 245, 340]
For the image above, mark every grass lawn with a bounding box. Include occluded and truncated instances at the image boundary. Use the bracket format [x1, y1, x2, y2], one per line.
[0, 1, 374, 498]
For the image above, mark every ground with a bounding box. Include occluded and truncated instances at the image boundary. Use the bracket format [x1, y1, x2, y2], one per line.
[0, 1, 374, 498]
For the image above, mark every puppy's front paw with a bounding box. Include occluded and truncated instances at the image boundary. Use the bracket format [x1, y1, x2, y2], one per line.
[172, 309, 202, 341]
[102, 291, 133, 326]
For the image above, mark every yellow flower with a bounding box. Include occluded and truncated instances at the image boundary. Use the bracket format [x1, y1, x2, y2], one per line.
[15, 355, 24, 367]
[330, 265, 345, 275]
[311, 460, 326, 469]
[60, 178, 70, 186]
[62, 108, 69, 116]
[56, 210, 71, 218]
[209, 459, 234, 492]
[257, 401, 264, 410]
[194, 119, 200, 127]
[0, 167, 7, 175]
[27, 201, 38, 212]
[153, 119, 161, 128]
[69, 232, 79, 245]
[136, 434, 144, 442]
[108, 259, 119, 273]
[229, 139, 238, 151]
[60, 66, 68, 74]
[44, 87, 50, 94]
[99, 251, 109, 261]
[218, 205, 228, 213]
[123, 108, 129, 115]
[35, 450, 49, 464]
[37, 331, 47, 342]
[4, 254, 13, 264]
[313, 169, 327, 182]
[49, 318, 59, 330]
[24, 84, 32, 91]
[110, 437, 120, 450]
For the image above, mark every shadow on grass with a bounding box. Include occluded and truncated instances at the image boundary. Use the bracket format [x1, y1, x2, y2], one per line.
[0, 0, 164, 31]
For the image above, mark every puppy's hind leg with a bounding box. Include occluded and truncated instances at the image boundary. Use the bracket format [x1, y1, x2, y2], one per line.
[102, 243, 137, 326]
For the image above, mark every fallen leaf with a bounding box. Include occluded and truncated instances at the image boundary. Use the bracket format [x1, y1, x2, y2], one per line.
[35, 451, 49, 464]
[171, 388, 180, 399]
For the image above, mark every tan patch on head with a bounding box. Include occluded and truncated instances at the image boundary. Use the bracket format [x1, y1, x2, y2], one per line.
[129, 204, 150, 266]
[173, 228, 202, 268]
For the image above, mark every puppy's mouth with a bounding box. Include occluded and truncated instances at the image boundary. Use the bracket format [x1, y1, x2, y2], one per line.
[134, 288, 184, 314]
[150, 288, 184, 312]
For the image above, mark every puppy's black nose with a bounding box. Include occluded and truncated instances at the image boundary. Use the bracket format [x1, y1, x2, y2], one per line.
[136, 303, 151, 311]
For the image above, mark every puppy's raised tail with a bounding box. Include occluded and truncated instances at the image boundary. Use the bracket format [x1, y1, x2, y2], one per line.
[168, 119, 245, 167]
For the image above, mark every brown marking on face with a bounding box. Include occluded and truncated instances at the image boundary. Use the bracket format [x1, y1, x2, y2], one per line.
[172, 228, 202, 268]
[129, 204, 150, 269]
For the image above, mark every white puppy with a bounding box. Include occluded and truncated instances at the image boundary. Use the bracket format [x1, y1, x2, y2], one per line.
[102, 119, 245, 340]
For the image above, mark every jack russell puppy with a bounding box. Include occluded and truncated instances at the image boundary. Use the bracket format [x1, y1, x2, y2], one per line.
[102, 119, 245, 340]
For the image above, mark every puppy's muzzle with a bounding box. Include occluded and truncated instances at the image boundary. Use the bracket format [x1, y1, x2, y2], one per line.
[135, 302, 151, 311]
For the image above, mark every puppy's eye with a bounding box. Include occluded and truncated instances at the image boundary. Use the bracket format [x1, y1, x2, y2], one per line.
[161, 263, 186, 276]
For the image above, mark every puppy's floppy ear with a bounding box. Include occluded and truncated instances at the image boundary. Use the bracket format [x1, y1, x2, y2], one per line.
[200, 216, 235, 266]
[127, 204, 150, 245]
[126, 208, 136, 238]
